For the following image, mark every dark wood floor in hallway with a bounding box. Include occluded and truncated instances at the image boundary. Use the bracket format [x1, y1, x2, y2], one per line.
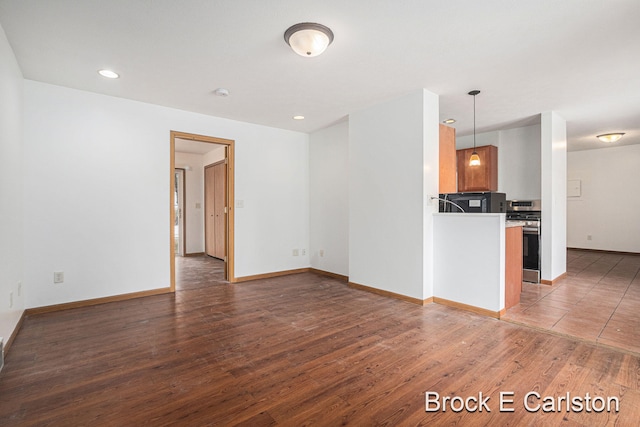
[1, 255, 640, 426]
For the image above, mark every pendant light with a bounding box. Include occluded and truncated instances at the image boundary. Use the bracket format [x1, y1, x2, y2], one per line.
[468, 90, 481, 166]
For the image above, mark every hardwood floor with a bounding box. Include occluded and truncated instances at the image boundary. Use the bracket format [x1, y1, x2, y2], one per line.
[2, 255, 640, 425]
[504, 249, 640, 355]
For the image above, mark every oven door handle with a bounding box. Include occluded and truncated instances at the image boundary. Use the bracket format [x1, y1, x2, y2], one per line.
[523, 227, 540, 234]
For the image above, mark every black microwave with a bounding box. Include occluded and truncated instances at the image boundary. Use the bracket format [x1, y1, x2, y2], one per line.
[438, 192, 507, 213]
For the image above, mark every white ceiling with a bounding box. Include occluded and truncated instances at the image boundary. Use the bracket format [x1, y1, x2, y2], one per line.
[174, 138, 222, 155]
[1, 0, 638, 151]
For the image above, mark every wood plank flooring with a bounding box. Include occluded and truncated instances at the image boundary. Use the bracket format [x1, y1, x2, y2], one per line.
[2, 255, 640, 426]
[504, 249, 640, 354]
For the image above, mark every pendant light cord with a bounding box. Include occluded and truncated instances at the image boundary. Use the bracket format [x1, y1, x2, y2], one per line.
[473, 93, 476, 150]
[468, 90, 481, 166]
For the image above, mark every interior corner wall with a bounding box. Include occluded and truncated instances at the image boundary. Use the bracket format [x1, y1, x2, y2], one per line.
[309, 121, 349, 276]
[175, 151, 205, 254]
[541, 111, 567, 281]
[0, 23, 25, 347]
[23, 80, 309, 308]
[455, 130, 500, 150]
[348, 89, 436, 300]
[567, 144, 640, 252]
[422, 91, 440, 299]
[497, 125, 541, 200]
[456, 124, 541, 200]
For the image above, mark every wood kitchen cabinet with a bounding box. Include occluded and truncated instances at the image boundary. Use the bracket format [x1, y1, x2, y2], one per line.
[439, 124, 457, 193]
[456, 145, 498, 192]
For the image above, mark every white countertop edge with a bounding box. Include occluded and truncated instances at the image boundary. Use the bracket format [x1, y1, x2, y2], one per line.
[433, 212, 505, 217]
[506, 220, 527, 228]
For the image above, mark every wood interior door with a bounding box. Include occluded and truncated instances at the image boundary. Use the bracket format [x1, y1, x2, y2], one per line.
[205, 160, 227, 260]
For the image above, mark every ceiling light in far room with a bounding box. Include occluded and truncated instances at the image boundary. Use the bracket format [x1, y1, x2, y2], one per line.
[98, 69, 119, 79]
[597, 133, 625, 143]
[213, 88, 230, 97]
[443, 119, 456, 124]
[284, 23, 334, 57]
[468, 90, 481, 166]
[293, 115, 305, 120]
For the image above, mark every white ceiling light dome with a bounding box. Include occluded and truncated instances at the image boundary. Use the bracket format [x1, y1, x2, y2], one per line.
[284, 23, 334, 57]
[596, 133, 625, 143]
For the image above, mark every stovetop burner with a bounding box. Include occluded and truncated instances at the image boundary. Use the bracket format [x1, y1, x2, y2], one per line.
[506, 200, 541, 222]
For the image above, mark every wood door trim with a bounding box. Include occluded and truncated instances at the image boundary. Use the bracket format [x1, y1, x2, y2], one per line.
[170, 131, 236, 289]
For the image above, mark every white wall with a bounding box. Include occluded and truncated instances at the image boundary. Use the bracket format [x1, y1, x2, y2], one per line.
[567, 144, 640, 252]
[0, 24, 24, 348]
[434, 214, 505, 312]
[541, 111, 567, 281]
[456, 130, 500, 150]
[497, 126, 541, 200]
[456, 124, 541, 200]
[175, 151, 205, 254]
[23, 80, 309, 308]
[422, 92, 440, 299]
[349, 89, 439, 300]
[309, 121, 349, 276]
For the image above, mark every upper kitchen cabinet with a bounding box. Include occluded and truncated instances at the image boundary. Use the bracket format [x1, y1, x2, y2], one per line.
[456, 145, 498, 192]
[439, 124, 457, 194]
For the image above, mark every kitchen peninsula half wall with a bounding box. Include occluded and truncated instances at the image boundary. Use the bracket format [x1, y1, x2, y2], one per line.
[433, 213, 522, 318]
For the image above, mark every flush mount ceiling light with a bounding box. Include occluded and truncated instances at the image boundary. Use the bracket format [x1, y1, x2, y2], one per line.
[293, 115, 305, 120]
[284, 22, 334, 57]
[98, 69, 119, 79]
[468, 90, 481, 166]
[596, 133, 625, 143]
[443, 119, 456, 124]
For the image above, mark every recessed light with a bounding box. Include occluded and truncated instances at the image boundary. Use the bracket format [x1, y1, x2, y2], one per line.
[443, 119, 456, 124]
[213, 88, 230, 97]
[293, 115, 305, 120]
[98, 69, 119, 79]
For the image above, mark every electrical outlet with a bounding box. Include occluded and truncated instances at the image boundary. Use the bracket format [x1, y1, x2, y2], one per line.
[301, 249, 306, 256]
[54, 271, 64, 283]
[587, 235, 592, 241]
[293, 249, 299, 256]
[319, 249, 324, 257]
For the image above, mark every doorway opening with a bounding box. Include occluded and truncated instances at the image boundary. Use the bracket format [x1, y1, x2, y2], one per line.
[170, 131, 235, 290]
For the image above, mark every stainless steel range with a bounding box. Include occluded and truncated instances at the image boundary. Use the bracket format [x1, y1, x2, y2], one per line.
[507, 200, 541, 283]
